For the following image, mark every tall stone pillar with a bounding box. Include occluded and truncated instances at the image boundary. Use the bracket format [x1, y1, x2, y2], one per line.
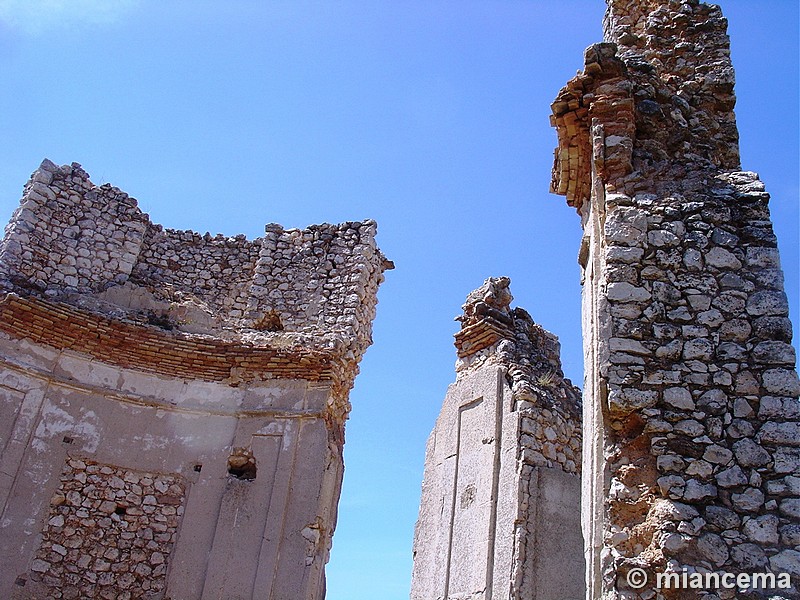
[551, 1, 799, 598]
[411, 277, 584, 600]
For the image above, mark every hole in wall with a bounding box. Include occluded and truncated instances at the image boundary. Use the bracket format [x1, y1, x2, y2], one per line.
[227, 450, 257, 481]
[114, 505, 127, 515]
[146, 310, 174, 330]
[193, 464, 203, 473]
[62, 435, 73, 444]
[228, 462, 257, 481]
[252, 310, 283, 332]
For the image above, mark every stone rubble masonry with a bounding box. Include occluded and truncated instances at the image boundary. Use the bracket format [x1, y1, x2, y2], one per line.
[0, 160, 391, 600]
[551, 1, 799, 599]
[30, 459, 185, 600]
[0, 158, 393, 428]
[410, 277, 585, 600]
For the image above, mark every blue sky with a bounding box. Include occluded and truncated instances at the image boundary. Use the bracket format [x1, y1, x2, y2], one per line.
[0, 2, 797, 598]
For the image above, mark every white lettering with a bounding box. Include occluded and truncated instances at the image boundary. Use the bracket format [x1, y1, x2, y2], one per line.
[653, 570, 792, 590]
[704, 572, 720, 588]
[689, 572, 704, 589]
[657, 573, 680, 589]
[751, 572, 776, 589]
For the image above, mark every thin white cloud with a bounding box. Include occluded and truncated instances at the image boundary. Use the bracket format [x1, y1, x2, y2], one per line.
[0, 0, 139, 35]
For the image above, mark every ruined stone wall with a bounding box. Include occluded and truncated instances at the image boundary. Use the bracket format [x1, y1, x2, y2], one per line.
[551, 1, 799, 598]
[1, 159, 387, 356]
[31, 459, 186, 599]
[131, 223, 260, 320]
[0, 162, 148, 293]
[0, 160, 391, 600]
[411, 278, 584, 600]
[132, 214, 383, 341]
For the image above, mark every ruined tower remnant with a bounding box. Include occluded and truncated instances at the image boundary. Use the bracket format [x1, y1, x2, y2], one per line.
[411, 277, 584, 600]
[0, 160, 391, 599]
[551, 1, 799, 598]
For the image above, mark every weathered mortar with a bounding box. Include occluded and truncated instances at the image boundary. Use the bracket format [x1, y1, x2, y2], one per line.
[551, 1, 799, 598]
[0, 160, 391, 599]
[411, 277, 584, 600]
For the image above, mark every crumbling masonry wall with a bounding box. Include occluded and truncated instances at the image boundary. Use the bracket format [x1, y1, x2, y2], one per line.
[31, 459, 186, 598]
[551, 1, 799, 598]
[411, 278, 585, 600]
[0, 159, 391, 599]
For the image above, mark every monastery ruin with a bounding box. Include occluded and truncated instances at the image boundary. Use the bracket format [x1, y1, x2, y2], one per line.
[0, 159, 391, 599]
[411, 0, 798, 599]
[0, 0, 798, 599]
[410, 277, 585, 599]
[550, 0, 799, 597]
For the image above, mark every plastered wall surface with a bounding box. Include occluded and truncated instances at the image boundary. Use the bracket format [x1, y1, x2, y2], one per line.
[411, 278, 585, 600]
[0, 160, 391, 599]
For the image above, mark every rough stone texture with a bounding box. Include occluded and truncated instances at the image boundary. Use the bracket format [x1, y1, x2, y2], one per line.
[551, 1, 799, 599]
[0, 160, 391, 600]
[30, 459, 185, 600]
[410, 277, 584, 600]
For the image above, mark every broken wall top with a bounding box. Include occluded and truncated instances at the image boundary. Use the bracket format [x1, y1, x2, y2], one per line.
[551, 0, 741, 210]
[0, 159, 391, 394]
[454, 277, 581, 417]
